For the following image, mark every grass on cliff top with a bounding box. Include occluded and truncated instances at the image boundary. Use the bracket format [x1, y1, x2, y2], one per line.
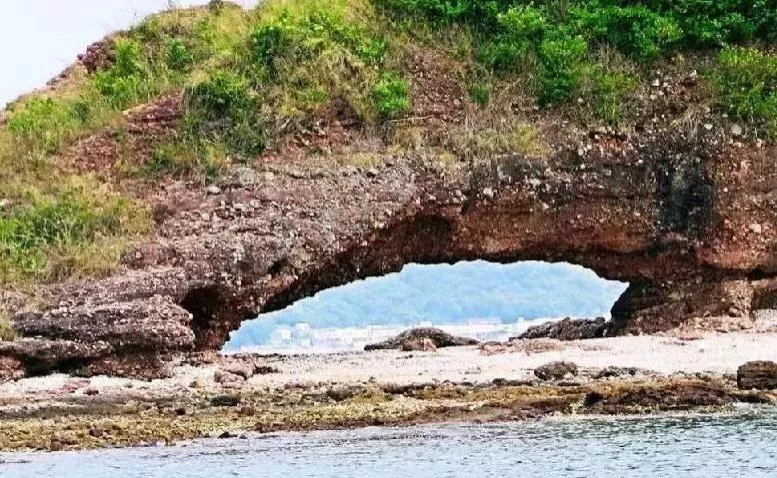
[2, 0, 777, 286]
[0, 311, 15, 341]
[0, 176, 150, 285]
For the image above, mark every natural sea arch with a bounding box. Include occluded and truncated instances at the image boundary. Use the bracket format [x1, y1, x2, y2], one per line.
[7, 125, 777, 379]
[181, 194, 776, 353]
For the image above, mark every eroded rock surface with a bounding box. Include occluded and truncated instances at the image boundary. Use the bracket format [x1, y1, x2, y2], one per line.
[5, 296, 193, 377]
[738, 361, 777, 390]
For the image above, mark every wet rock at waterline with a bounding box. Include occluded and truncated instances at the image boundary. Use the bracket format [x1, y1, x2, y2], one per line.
[364, 328, 478, 351]
[517, 317, 612, 341]
[737, 361, 777, 390]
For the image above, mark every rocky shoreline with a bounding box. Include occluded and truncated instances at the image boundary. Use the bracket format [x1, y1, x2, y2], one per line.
[2, 331, 776, 452]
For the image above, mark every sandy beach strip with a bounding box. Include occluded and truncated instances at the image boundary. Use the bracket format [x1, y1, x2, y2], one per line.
[2, 331, 776, 400]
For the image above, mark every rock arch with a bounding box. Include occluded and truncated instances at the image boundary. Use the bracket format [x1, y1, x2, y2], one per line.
[3, 131, 777, 378]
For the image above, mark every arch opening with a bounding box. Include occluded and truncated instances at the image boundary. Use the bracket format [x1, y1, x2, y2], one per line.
[222, 260, 628, 354]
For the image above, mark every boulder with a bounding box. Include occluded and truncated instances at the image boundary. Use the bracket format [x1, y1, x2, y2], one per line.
[518, 317, 611, 341]
[534, 361, 579, 381]
[365, 327, 478, 351]
[1, 296, 194, 379]
[737, 361, 777, 390]
[0, 338, 113, 366]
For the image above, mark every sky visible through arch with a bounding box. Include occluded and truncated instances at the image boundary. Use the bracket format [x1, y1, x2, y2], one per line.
[225, 261, 628, 353]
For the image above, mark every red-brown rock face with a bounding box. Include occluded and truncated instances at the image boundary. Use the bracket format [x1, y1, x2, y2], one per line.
[1, 125, 776, 378]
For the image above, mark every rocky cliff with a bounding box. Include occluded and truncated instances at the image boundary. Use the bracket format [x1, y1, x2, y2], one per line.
[3, 101, 775, 379]
[1, 1, 777, 379]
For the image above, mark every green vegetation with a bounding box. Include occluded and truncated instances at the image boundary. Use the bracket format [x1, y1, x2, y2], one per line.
[0, 311, 15, 341]
[0, 179, 148, 283]
[536, 34, 588, 105]
[165, 38, 194, 72]
[714, 46, 777, 134]
[184, 70, 264, 157]
[377, 0, 777, 118]
[94, 38, 152, 109]
[443, 122, 549, 161]
[590, 69, 640, 124]
[371, 73, 410, 118]
[6, 98, 84, 158]
[468, 82, 490, 106]
[140, 0, 405, 174]
[1, 0, 776, 286]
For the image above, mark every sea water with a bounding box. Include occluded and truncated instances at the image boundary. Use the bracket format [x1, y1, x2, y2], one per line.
[4, 407, 777, 478]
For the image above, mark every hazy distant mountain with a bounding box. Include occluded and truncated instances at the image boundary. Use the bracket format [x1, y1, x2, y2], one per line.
[224, 261, 627, 351]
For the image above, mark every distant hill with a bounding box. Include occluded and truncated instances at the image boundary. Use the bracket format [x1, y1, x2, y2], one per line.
[224, 261, 627, 350]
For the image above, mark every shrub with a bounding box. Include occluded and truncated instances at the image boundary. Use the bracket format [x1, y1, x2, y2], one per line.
[645, 0, 777, 46]
[246, 2, 392, 124]
[6, 98, 82, 155]
[166, 38, 193, 71]
[481, 5, 547, 71]
[249, 7, 386, 80]
[209, 0, 226, 13]
[93, 38, 149, 108]
[184, 71, 265, 157]
[536, 34, 587, 105]
[371, 73, 410, 118]
[300, 8, 387, 64]
[0, 181, 147, 282]
[591, 71, 638, 123]
[571, 5, 681, 60]
[377, 0, 777, 113]
[469, 83, 490, 106]
[187, 71, 254, 121]
[375, 0, 478, 24]
[249, 20, 290, 78]
[714, 46, 777, 134]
